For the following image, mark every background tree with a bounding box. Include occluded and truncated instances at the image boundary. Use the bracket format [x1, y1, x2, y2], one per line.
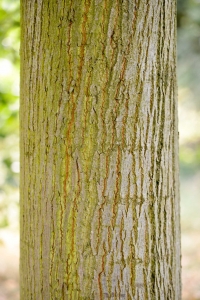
[20, 1, 181, 299]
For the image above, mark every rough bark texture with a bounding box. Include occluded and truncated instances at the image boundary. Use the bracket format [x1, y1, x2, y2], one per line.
[20, 1, 181, 299]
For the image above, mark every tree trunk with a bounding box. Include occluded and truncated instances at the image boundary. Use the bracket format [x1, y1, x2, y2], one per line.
[20, 1, 181, 299]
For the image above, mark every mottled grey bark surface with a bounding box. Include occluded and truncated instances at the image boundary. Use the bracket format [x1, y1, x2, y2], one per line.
[20, 1, 181, 299]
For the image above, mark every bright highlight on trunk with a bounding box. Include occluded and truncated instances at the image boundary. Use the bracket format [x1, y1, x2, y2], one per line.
[20, 1, 181, 299]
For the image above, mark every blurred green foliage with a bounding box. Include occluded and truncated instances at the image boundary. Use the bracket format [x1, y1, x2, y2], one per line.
[177, 0, 200, 177]
[0, 1, 199, 228]
[0, 0, 20, 228]
[178, 0, 200, 107]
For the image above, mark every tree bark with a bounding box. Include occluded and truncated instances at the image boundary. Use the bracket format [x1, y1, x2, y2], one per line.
[20, 1, 181, 299]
